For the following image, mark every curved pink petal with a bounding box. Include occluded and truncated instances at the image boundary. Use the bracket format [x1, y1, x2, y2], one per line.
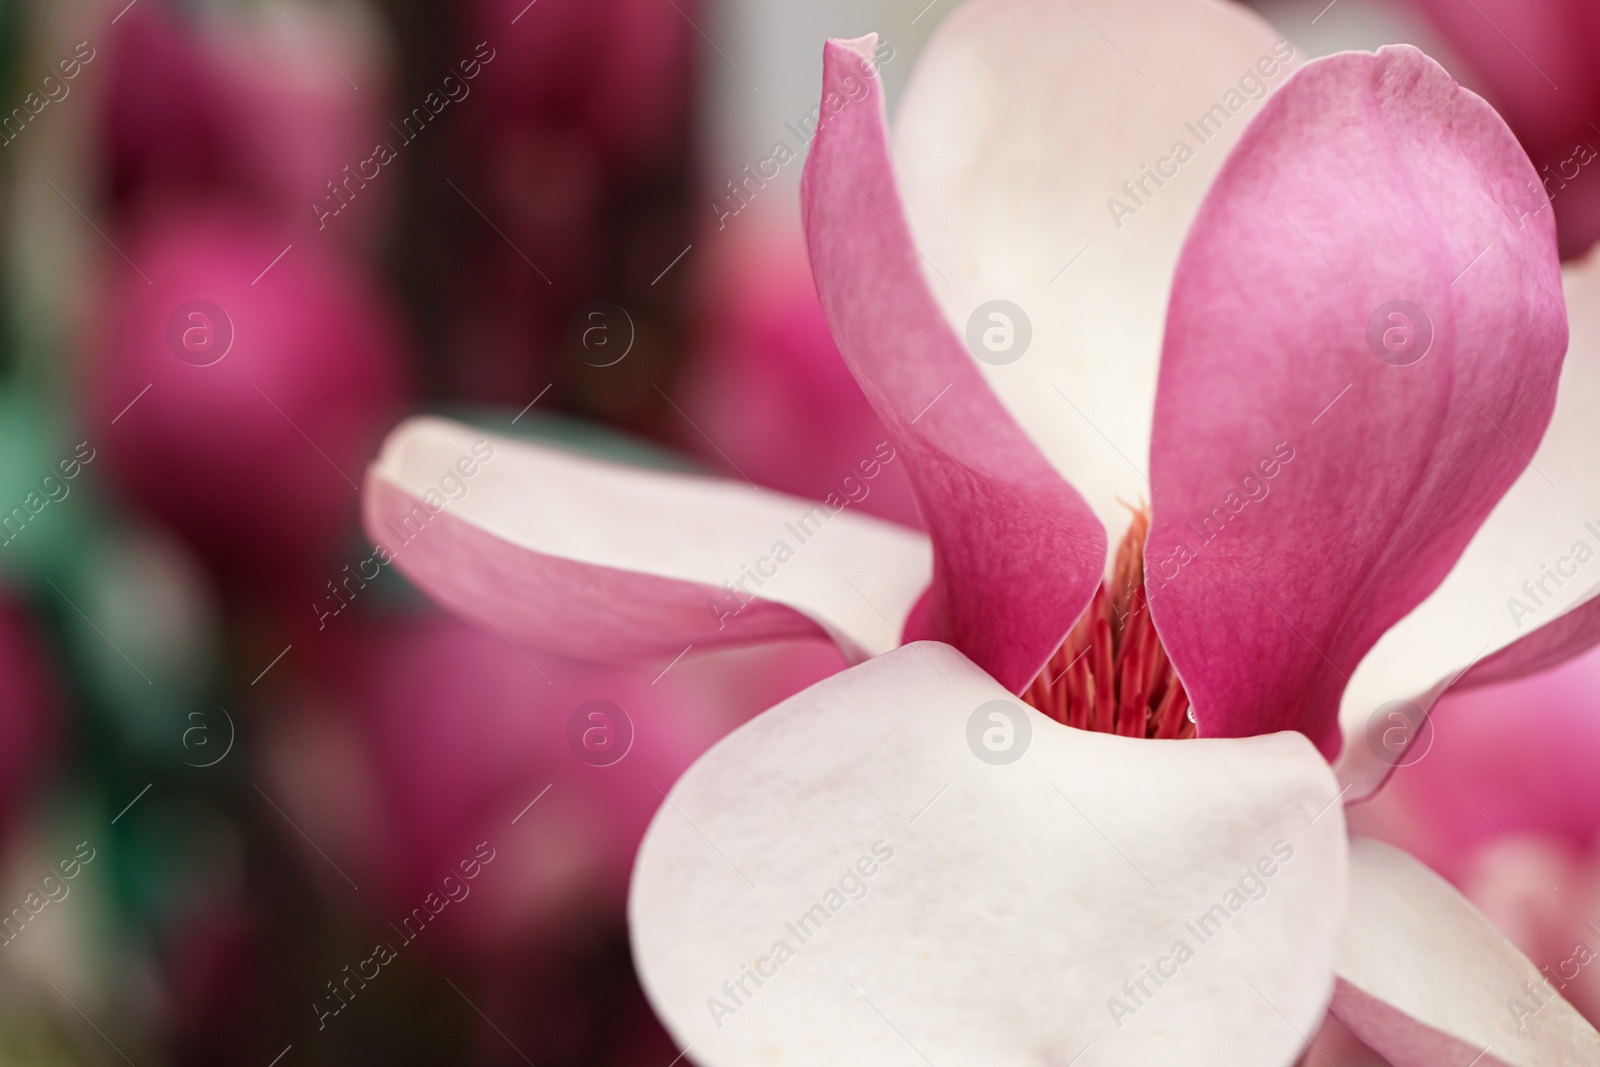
[802, 36, 1105, 694]
[1330, 838, 1600, 1066]
[1337, 249, 1600, 799]
[632, 642, 1349, 1067]
[1146, 46, 1566, 758]
[362, 416, 931, 666]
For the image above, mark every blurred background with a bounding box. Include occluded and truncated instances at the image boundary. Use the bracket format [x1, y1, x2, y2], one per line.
[0, 0, 1590, 1063]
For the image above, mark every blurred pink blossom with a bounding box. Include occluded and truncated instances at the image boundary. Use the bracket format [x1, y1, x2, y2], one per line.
[88, 213, 407, 599]
[259, 609, 841, 957]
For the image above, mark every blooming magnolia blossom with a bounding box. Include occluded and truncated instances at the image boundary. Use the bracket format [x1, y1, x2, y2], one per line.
[364, 0, 1600, 1061]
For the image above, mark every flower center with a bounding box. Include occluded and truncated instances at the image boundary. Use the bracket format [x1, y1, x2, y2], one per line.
[1022, 507, 1193, 739]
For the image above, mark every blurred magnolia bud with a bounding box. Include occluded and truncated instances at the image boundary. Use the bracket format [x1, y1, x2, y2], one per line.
[88, 213, 407, 598]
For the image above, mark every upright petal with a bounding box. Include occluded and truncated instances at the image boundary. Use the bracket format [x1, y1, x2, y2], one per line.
[1337, 249, 1600, 797]
[631, 642, 1348, 1067]
[803, 37, 1105, 694]
[893, 0, 1299, 534]
[1146, 47, 1566, 756]
[1331, 837, 1600, 1066]
[363, 416, 931, 665]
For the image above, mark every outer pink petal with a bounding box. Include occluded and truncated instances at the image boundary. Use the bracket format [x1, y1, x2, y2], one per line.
[363, 416, 931, 666]
[1146, 46, 1566, 757]
[802, 36, 1105, 694]
[1330, 837, 1600, 1066]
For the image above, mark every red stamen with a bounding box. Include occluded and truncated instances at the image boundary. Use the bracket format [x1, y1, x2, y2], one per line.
[1022, 504, 1194, 740]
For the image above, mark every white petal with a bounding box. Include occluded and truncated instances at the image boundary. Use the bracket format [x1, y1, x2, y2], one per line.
[1337, 249, 1600, 798]
[364, 416, 931, 664]
[893, 0, 1301, 532]
[630, 642, 1348, 1067]
[1331, 837, 1600, 1066]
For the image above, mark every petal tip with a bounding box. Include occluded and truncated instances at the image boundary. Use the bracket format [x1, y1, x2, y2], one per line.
[827, 33, 879, 65]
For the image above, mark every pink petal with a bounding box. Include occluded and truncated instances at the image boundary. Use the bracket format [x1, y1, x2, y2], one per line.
[893, 0, 1301, 533]
[1146, 46, 1566, 757]
[363, 416, 931, 666]
[1337, 248, 1600, 799]
[802, 36, 1105, 693]
[1331, 837, 1600, 1066]
[631, 642, 1349, 1067]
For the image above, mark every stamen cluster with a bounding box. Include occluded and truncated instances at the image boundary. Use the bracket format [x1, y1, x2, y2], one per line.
[1022, 508, 1193, 739]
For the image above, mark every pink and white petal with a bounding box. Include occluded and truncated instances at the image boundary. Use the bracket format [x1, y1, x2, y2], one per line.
[803, 38, 1105, 694]
[1330, 837, 1600, 1067]
[1336, 248, 1600, 797]
[893, 0, 1300, 534]
[1145, 47, 1566, 757]
[363, 416, 931, 666]
[630, 642, 1349, 1067]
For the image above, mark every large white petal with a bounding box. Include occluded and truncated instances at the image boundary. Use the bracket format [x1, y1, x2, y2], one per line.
[630, 642, 1348, 1066]
[893, 0, 1300, 532]
[1337, 249, 1600, 798]
[1331, 837, 1600, 1066]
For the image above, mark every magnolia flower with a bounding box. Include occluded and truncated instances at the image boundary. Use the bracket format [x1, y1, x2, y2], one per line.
[364, 0, 1600, 1061]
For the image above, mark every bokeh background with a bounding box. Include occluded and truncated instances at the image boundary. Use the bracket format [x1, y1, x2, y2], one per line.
[0, 0, 1591, 1063]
